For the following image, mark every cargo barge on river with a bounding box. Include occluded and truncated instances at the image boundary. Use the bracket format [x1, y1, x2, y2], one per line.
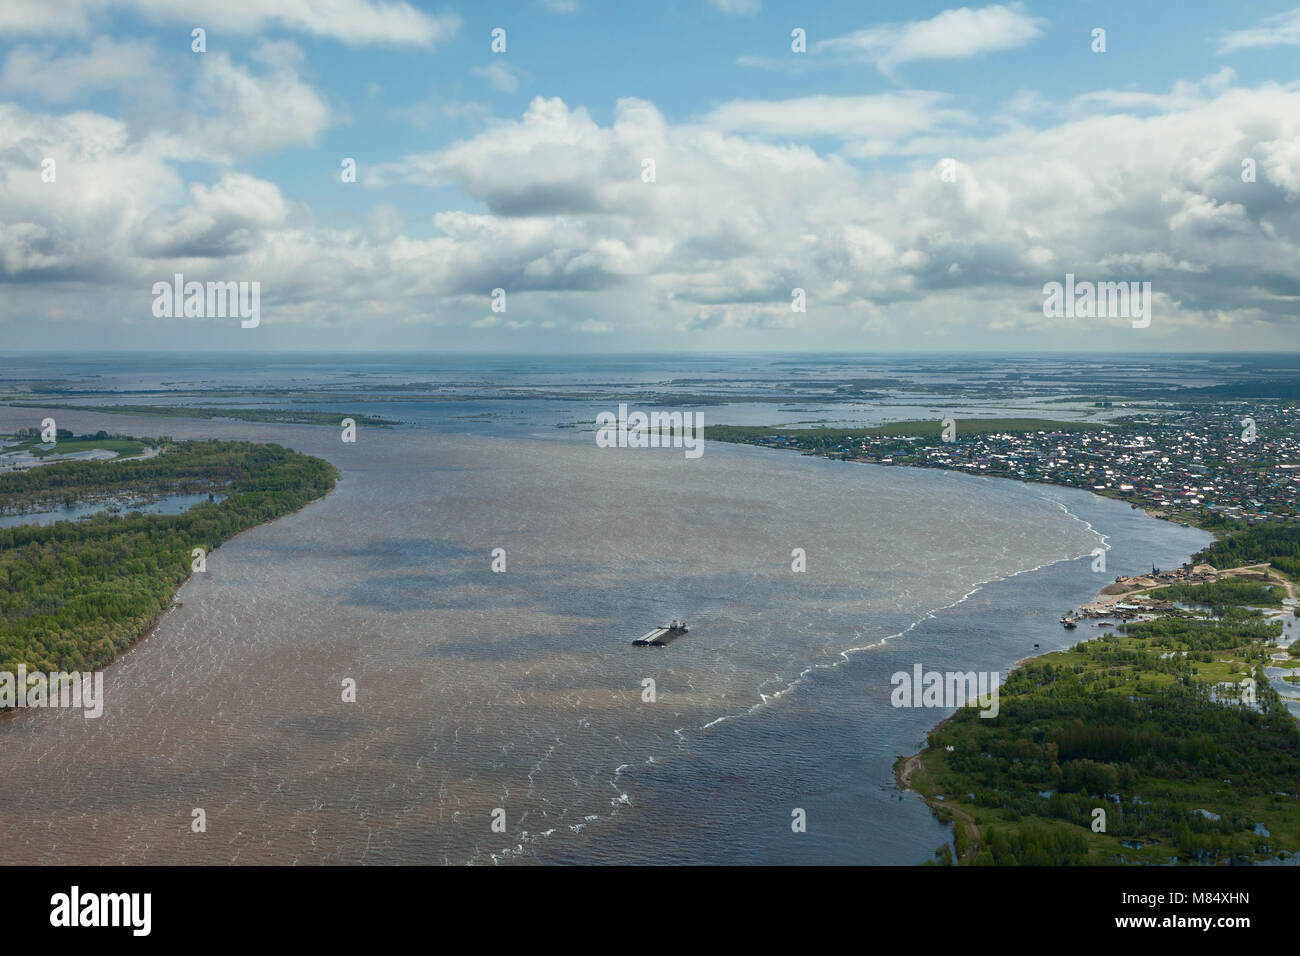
[632, 620, 690, 646]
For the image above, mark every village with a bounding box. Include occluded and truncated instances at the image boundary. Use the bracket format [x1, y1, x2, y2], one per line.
[739, 402, 1300, 528]
[1062, 560, 1280, 626]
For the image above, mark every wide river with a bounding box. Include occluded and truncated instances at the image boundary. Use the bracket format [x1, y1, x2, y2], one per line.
[0, 403, 1209, 864]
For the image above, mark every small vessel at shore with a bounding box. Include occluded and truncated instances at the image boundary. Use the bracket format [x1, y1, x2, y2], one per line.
[1060, 615, 1078, 629]
[632, 619, 690, 646]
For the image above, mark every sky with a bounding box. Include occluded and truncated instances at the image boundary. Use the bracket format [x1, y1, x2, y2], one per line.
[2, 0, 1300, 352]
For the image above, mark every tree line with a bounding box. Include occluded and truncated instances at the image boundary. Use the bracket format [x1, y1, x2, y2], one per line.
[0, 440, 337, 677]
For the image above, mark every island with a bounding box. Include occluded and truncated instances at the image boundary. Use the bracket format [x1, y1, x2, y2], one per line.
[0, 436, 338, 681]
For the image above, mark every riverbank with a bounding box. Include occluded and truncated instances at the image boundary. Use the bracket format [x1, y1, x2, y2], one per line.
[713, 424, 1300, 860]
[896, 522, 1300, 865]
[0, 439, 339, 678]
[709, 411, 1300, 532]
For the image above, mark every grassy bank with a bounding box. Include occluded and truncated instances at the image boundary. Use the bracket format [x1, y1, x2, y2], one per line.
[3, 436, 147, 459]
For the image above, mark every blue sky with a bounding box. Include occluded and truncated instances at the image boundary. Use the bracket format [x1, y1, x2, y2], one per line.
[2, 0, 1300, 351]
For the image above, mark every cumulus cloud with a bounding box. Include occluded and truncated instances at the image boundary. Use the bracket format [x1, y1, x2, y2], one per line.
[168, 43, 333, 160]
[131, 173, 289, 258]
[2, 37, 334, 161]
[0, 105, 179, 281]
[4, 70, 1300, 350]
[356, 79, 1300, 347]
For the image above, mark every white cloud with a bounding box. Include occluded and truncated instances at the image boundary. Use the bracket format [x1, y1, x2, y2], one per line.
[0, 0, 97, 34]
[355, 82, 1300, 346]
[1, 39, 333, 162]
[0, 104, 182, 280]
[1070, 68, 1239, 113]
[131, 173, 289, 257]
[0, 0, 460, 47]
[183, 44, 332, 158]
[816, 3, 1044, 77]
[0, 37, 160, 101]
[1218, 7, 1300, 53]
[6, 73, 1300, 349]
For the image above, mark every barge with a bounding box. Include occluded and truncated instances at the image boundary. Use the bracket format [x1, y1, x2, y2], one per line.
[632, 619, 690, 646]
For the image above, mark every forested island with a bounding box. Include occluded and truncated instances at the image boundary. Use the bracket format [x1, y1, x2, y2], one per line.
[901, 523, 1300, 865]
[0, 439, 338, 678]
